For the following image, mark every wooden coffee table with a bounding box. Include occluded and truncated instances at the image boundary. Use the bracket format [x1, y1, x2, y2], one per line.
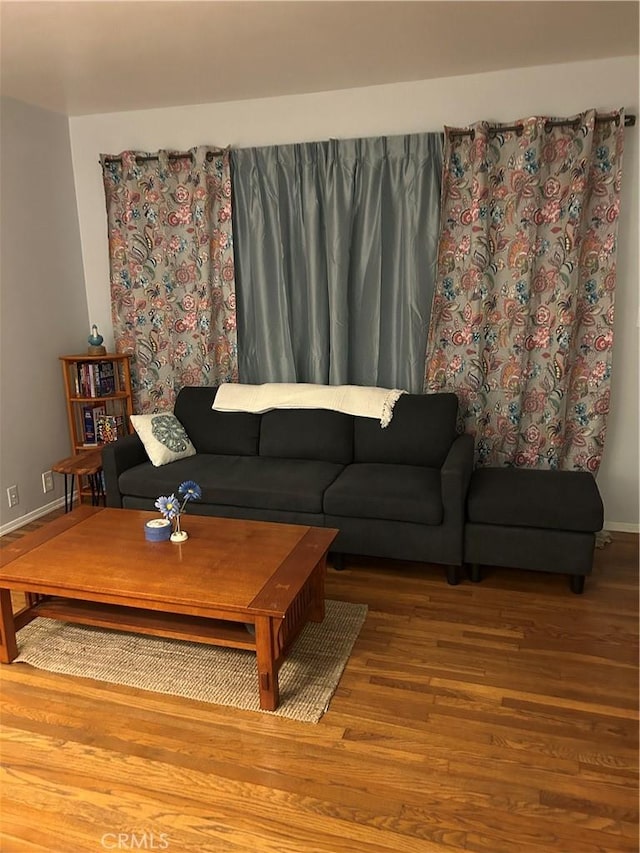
[0, 507, 338, 711]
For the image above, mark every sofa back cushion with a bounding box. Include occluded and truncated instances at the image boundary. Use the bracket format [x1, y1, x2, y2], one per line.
[354, 392, 458, 467]
[259, 409, 353, 464]
[174, 387, 260, 455]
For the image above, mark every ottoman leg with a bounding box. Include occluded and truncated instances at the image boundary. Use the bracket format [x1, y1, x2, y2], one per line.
[570, 575, 586, 595]
[446, 565, 460, 586]
[469, 563, 482, 583]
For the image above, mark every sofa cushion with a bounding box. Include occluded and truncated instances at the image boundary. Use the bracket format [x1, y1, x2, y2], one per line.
[174, 387, 261, 456]
[354, 393, 458, 468]
[118, 454, 344, 514]
[259, 409, 353, 464]
[129, 413, 196, 467]
[466, 468, 604, 533]
[323, 463, 443, 525]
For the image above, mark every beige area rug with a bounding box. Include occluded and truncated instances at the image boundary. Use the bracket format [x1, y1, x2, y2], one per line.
[15, 600, 367, 723]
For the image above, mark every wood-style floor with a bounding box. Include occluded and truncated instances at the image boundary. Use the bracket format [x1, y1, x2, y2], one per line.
[1, 508, 638, 852]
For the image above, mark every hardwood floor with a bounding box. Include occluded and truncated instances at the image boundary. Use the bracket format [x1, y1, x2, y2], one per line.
[1, 510, 638, 852]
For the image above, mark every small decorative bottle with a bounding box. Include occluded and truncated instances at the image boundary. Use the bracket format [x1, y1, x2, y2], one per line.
[87, 324, 106, 356]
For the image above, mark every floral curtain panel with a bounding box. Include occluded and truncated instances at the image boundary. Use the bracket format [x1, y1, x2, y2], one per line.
[425, 109, 625, 473]
[101, 147, 238, 413]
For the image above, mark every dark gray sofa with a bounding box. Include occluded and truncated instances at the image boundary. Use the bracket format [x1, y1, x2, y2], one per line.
[102, 386, 474, 583]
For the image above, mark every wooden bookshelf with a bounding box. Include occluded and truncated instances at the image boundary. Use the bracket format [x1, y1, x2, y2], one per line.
[59, 354, 133, 497]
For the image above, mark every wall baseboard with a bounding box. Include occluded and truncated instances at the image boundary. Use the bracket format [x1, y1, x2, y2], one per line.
[604, 520, 639, 534]
[0, 496, 67, 537]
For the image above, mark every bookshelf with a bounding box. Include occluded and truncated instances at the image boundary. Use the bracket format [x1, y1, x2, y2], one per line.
[60, 354, 134, 455]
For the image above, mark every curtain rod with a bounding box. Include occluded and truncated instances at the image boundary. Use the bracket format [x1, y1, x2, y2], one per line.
[449, 112, 636, 139]
[101, 148, 227, 165]
[101, 112, 636, 162]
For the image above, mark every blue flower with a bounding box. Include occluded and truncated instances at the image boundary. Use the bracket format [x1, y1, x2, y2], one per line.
[155, 494, 179, 519]
[450, 153, 465, 180]
[508, 401, 521, 426]
[477, 440, 491, 462]
[442, 276, 456, 302]
[179, 481, 202, 502]
[568, 198, 582, 220]
[574, 403, 589, 427]
[524, 148, 539, 174]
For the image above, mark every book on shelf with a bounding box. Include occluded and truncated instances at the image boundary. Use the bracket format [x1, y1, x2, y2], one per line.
[76, 363, 87, 396]
[82, 403, 106, 444]
[95, 414, 125, 444]
[74, 360, 117, 397]
[77, 363, 93, 397]
[97, 361, 116, 396]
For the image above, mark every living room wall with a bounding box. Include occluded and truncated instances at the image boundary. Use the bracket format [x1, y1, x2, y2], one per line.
[69, 56, 639, 530]
[0, 97, 89, 530]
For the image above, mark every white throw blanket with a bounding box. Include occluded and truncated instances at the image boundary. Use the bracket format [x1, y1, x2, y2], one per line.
[213, 383, 406, 428]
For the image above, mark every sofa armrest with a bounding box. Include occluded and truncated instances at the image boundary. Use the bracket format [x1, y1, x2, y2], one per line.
[102, 433, 149, 507]
[441, 433, 475, 526]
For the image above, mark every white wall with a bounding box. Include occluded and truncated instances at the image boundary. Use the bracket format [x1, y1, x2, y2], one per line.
[0, 97, 89, 529]
[69, 56, 639, 529]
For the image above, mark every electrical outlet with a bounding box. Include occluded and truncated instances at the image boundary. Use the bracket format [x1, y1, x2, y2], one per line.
[42, 470, 55, 493]
[7, 484, 19, 508]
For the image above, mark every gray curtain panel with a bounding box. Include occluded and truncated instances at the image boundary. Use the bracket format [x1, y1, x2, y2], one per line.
[231, 134, 442, 392]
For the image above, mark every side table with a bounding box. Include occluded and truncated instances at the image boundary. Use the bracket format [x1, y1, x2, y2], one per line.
[52, 450, 105, 512]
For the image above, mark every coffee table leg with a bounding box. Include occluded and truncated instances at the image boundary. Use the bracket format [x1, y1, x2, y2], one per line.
[0, 589, 18, 663]
[254, 616, 279, 711]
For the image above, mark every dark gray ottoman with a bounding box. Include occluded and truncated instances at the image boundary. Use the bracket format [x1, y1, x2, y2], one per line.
[464, 468, 604, 594]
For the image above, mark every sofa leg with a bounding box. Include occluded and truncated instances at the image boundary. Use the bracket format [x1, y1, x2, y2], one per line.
[469, 563, 482, 583]
[570, 574, 586, 594]
[331, 553, 345, 571]
[446, 565, 460, 586]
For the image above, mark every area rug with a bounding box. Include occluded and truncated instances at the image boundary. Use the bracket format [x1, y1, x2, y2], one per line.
[15, 600, 367, 723]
